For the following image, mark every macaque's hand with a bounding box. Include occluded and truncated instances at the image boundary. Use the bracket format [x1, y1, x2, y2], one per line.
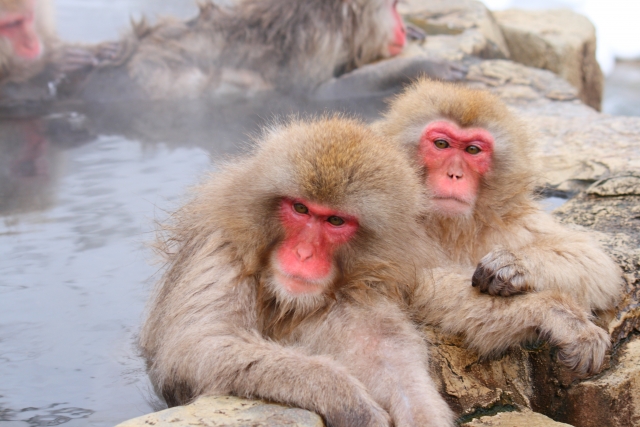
[472, 248, 530, 296]
[556, 319, 610, 377]
[327, 392, 391, 427]
[57, 42, 124, 74]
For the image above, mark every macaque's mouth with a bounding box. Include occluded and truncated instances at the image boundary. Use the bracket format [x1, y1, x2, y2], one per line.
[432, 196, 474, 215]
[433, 196, 470, 205]
[388, 42, 405, 56]
[273, 269, 331, 296]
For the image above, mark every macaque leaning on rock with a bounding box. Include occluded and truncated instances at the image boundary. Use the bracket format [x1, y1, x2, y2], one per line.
[374, 78, 622, 375]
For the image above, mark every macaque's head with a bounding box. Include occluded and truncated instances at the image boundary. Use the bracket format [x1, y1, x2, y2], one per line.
[377, 78, 537, 219]
[386, 0, 406, 56]
[347, 0, 406, 68]
[417, 120, 494, 216]
[211, 117, 426, 310]
[0, 0, 42, 60]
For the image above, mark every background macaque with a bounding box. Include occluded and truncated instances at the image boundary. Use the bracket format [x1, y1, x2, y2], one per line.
[78, 0, 442, 101]
[0, 0, 120, 111]
[139, 117, 455, 427]
[0, 0, 55, 83]
[377, 78, 622, 314]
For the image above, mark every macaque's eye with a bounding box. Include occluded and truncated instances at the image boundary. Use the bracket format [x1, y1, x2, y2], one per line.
[1, 20, 23, 29]
[293, 203, 309, 214]
[434, 139, 449, 149]
[466, 145, 481, 155]
[327, 216, 345, 226]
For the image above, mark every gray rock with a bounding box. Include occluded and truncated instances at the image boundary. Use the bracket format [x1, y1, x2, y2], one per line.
[115, 396, 324, 427]
[494, 9, 603, 110]
[398, 0, 509, 62]
[462, 410, 572, 426]
[562, 336, 640, 427]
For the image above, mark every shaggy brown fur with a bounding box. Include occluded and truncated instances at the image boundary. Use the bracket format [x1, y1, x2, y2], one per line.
[374, 78, 621, 375]
[82, 0, 402, 99]
[139, 117, 455, 427]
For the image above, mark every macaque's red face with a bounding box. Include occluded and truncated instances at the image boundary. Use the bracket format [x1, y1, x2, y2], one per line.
[388, 0, 406, 56]
[273, 199, 359, 296]
[418, 121, 494, 217]
[0, 0, 41, 60]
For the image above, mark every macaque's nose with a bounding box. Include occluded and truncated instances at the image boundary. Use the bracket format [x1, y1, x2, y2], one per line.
[447, 158, 464, 180]
[448, 171, 463, 180]
[295, 243, 314, 262]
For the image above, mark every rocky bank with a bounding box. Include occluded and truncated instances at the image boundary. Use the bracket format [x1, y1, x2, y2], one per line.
[118, 1, 640, 426]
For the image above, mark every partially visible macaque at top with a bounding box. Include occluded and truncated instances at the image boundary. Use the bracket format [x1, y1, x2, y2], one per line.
[76, 0, 449, 101]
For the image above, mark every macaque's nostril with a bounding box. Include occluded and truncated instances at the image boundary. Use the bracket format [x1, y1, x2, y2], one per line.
[295, 245, 314, 262]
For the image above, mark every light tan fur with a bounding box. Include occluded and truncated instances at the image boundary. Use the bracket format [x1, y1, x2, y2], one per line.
[414, 267, 611, 376]
[376, 78, 622, 312]
[139, 117, 455, 427]
[83, 0, 400, 99]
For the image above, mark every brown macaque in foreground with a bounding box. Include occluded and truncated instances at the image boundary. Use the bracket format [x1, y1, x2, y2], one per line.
[139, 117, 456, 427]
[374, 79, 621, 374]
[77, 0, 460, 102]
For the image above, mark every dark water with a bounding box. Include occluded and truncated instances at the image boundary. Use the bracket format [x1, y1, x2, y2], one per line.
[0, 2, 633, 427]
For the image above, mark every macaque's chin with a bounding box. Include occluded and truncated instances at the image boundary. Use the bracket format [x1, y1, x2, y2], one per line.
[272, 270, 328, 296]
[433, 197, 474, 217]
[388, 42, 404, 56]
[14, 41, 41, 60]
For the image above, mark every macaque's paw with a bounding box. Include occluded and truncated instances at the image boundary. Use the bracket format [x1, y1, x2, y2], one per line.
[472, 249, 530, 296]
[57, 42, 125, 74]
[328, 393, 391, 427]
[557, 321, 610, 377]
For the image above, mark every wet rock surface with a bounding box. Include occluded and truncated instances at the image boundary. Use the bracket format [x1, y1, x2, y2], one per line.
[116, 396, 324, 427]
[462, 409, 572, 426]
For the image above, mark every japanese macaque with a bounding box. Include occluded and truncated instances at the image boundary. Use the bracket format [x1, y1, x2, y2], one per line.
[139, 117, 456, 427]
[374, 79, 621, 372]
[0, 0, 120, 110]
[139, 116, 613, 427]
[78, 0, 442, 101]
[0, 0, 55, 83]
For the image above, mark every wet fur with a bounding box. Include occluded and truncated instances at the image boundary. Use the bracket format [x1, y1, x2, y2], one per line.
[89, 0, 397, 99]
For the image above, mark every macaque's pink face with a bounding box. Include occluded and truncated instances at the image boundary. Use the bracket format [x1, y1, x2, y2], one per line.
[273, 199, 359, 296]
[388, 0, 406, 56]
[0, 0, 41, 60]
[418, 121, 494, 217]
